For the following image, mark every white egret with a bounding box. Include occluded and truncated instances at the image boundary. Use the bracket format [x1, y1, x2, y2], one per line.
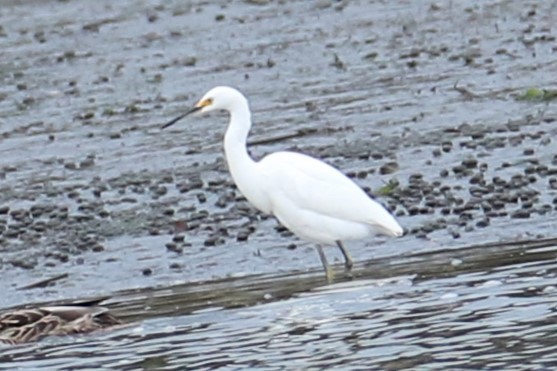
[163, 86, 403, 280]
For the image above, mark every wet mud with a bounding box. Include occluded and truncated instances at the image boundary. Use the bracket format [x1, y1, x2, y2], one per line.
[1, 0, 557, 368]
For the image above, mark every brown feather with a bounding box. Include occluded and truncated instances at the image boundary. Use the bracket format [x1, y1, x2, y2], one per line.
[0, 305, 122, 345]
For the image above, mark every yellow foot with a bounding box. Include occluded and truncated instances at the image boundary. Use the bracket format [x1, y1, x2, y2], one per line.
[324, 266, 335, 283]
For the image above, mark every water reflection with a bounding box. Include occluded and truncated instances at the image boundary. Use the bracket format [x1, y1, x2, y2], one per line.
[1, 238, 557, 369]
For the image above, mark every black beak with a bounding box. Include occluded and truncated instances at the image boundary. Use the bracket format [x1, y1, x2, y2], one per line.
[162, 106, 202, 129]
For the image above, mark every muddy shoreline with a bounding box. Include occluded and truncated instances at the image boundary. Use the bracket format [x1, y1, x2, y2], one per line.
[2, 0, 557, 307]
[0, 1, 557, 330]
[1, 0, 557, 368]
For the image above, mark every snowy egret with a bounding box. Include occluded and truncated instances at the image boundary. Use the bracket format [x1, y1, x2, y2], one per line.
[163, 86, 403, 281]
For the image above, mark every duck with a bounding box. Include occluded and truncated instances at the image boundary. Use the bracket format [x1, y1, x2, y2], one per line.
[0, 299, 121, 345]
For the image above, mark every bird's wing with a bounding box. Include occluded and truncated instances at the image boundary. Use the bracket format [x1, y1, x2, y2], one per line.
[42, 306, 108, 321]
[258, 151, 398, 229]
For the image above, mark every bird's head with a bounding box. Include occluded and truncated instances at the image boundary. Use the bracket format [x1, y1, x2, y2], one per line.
[162, 86, 246, 129]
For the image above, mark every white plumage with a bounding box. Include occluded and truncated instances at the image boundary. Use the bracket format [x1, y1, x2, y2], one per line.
[262, 152, 402, 239]
[163, 86, 403, 280]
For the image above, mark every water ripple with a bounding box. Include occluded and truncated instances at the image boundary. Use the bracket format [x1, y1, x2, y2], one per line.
[2, 238, 557, 370]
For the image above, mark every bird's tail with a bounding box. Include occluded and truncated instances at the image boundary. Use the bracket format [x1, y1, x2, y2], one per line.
[369, 206, 404, 237]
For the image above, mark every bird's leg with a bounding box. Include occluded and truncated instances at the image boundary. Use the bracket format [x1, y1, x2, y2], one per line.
[316, 245, 334, 282]
[336, 241, 353, 271]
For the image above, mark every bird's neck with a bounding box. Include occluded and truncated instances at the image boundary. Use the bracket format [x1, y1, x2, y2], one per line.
[222, 101, 271, 213]
[224, 103, 258, 190]
[224, 102, 252, 157]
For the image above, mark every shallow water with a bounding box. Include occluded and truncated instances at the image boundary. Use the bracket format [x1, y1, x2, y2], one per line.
[2, 238, 557, 369]
[1, 0, 557, 368]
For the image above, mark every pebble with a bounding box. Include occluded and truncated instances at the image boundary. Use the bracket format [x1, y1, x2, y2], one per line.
[169, 262, 182, 270]
[178, 178, 204, 193]
[511, 210, 530, 219]
[204, 235, 225, 247]
[476, 218, 489, 228]
[163, 208, 175, 216]
[172, 235, 185, 243]
[92, 244, 105, 252]
[523, 148, 535, 156]
[166, 243, 183, 253]
[237, 230, 250, 241]
[379, 161, 399, 175]
[142, 268, 153, 276]
[462, 158, 478, 169]
[441, 141, 452, 152]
